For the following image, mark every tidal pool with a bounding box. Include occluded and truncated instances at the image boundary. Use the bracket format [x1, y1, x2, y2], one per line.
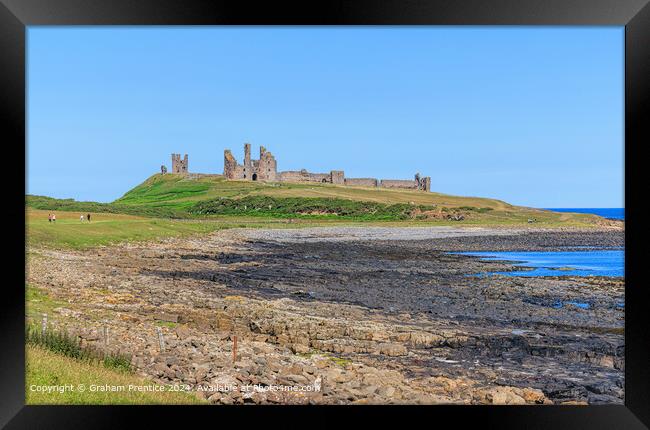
[459, 250, 624, 277]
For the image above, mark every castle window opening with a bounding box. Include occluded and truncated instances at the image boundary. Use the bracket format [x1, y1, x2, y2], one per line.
[252, 173, 258, 181]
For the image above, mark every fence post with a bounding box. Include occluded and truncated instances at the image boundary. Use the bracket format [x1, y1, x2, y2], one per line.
[157, 327, 165, 352]
[232, 335, 238, 364]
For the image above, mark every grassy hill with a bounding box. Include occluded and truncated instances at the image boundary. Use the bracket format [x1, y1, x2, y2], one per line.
[109, 173, 604, 225]
[115, 173, 513, 209]
[26, 173, 616, 249]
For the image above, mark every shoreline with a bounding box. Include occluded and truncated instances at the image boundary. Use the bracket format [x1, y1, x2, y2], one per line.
[26, 226, 624, 405]
[233, 225, 624, 250]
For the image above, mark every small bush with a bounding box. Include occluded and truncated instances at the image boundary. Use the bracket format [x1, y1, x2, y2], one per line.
[102, 354, 133, 373]
[26, 323, 87, 359]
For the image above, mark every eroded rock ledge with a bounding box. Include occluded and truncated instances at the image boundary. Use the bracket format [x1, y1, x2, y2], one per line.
[27, 226, 623, 404]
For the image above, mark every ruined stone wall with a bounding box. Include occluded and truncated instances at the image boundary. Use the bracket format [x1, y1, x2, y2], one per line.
[279, 170, 331, 183]
[171, 154, 188, 174]
[223, 150, 239, 179]
[277, 171, 303, 182]
[244, 143, 251, 168]
[330, 170, 345, 185]
[257, 146, 277, 181]
[419, 177, 431, 192]
[380, 179, 417, 189]
[309, 173, 331, 183]
[344, 178, 379, 187]
[218, 144, 430, 191]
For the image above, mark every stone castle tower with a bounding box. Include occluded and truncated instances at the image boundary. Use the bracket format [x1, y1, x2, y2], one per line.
[171, 153, 188, 174]
[224, 143, 277, 181]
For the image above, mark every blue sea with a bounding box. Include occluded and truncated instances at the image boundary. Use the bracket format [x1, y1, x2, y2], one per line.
[545, 208, 624, 220]
[460, 250, 624, 277]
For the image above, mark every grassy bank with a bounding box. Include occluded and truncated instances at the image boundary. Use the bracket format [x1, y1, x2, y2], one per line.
[26, 174, 614, 250]
[191, 195, 445, 220]
[26, 322, 132, 373]
[115, 173, 515, 210]
[27, 204, 608, 252]
[27, 194, 186, 218]
[26, 209, 229, 249]
[99, 174, 615, 227]
[26, 345, 204, 405]
[28, 174, 610, 228]
[25, 285, 204, 405]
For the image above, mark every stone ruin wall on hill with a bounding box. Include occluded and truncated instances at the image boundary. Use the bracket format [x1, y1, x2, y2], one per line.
[278, 170, 331, 183]
[344, 178, 379, 187]
[163, 144, 430, 192]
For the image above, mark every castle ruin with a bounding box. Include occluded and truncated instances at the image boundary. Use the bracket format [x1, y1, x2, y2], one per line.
[165, 144, 430, 192]
[224, 143, 277, 182]
[222, 144, 430, 192]
[171, 153, 188, 174]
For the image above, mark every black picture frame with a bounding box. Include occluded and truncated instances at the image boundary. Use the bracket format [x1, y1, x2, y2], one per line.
[2, 0, 648, 428]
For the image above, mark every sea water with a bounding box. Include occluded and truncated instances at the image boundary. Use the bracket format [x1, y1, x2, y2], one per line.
[459, 250, 624, 277]
[545, 208, 624, 220]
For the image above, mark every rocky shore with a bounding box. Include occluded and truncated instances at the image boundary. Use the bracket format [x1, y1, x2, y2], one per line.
[26, 225, 624, 405]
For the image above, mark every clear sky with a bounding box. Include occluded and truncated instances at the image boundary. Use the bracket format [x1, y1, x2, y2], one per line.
[27, 27, 624, 207]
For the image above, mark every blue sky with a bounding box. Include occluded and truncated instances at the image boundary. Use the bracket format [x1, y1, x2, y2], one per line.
[27, 27, 624, 207]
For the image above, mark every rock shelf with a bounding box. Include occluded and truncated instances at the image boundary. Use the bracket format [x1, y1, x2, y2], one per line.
[27, 226, 624, 405]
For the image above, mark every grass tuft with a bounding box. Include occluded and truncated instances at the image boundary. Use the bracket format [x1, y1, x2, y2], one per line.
[26, 345, 205, 404]
[26, 323, 132, 373]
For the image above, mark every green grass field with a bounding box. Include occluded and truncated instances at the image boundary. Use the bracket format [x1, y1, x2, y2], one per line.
[115, 173, 515, 209]
[26, 208, 343, 249]
[107, 174, 607, 227]
[26, 173, 614, 250]
[27, 174, 602, 235]
[26, 209, 231, 249]
[26, 345, 205, 405]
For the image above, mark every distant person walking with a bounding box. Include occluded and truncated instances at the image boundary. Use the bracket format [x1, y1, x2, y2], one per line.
[52, 214, 56, 223]
[48, 213, 52, 223]
[87, 213, 91, 222]
[80, 214, 84, 222]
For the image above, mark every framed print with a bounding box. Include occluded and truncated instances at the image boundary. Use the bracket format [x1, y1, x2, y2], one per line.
[2, 0, 649, 428]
